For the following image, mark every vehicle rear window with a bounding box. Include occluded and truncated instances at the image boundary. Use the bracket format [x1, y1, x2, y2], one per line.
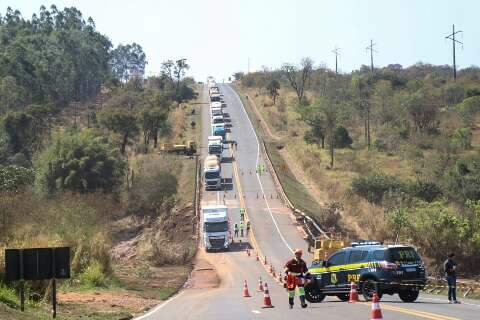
[348, 250, 368, 263]
[387, 247, 421, 264]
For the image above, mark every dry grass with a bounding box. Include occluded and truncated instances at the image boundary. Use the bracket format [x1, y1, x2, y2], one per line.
[237, 84, 426, 239]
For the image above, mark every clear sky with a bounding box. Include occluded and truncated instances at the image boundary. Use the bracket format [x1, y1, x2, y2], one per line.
[3, 0, 479, 81]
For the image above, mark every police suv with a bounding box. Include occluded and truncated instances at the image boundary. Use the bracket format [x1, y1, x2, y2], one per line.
[304, 241, 427, 302]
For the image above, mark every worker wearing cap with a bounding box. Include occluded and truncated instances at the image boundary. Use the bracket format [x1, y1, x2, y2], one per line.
[284, 249, 308, 309]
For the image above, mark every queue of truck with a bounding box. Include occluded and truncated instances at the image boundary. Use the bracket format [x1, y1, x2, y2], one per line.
[202, 77, 232, 251]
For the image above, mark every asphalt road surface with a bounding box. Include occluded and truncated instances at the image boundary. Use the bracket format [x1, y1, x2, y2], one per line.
[135, 84, 480, 320]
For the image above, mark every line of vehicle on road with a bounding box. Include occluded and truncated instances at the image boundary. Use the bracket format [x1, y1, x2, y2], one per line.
[202, 78, 232, 252]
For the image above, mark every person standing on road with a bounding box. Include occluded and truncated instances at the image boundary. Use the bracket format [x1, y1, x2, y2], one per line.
[246, 220, 251, 235]
[240, 208, 245, 221]
[284, 249, 308, 309]
[233, 223, 239, 238]
[444, 253, 460, 304]
[239, 221, 245, 237]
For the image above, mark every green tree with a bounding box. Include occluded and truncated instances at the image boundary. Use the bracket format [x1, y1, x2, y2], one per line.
[110, 43, 147, 82]
[267, 79, 280, 104]
[319, 97, 342, 167]
[300, 104, 325, 148]
[334, 126, 353, 148]
[140, 107, 168, 151]
[35, 130, 126, 194]
[99, 108, 138, 154]
[0, 165, 35, 191]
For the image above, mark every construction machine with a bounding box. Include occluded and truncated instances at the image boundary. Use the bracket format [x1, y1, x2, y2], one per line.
[159, 141, 197, 155]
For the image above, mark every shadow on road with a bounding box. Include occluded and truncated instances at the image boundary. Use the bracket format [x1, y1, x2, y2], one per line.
[229, 240, 253, 252]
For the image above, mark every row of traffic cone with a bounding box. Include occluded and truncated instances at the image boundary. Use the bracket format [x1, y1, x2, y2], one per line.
[243, 279, 274, 308]
[246, 249, 282, 284]
[348, 282, 383, 319]
[245, 280, 381, 317]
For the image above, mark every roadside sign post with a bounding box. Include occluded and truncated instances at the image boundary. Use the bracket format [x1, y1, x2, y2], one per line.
[19, 249, 24, 312]
[4, 247, 70, 318]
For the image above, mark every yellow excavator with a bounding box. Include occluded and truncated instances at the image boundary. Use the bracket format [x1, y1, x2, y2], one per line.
[159, 141, 197, 156]
[312, 234, 345, 262]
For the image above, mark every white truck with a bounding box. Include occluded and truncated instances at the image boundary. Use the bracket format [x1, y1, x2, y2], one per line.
[202, 204, 231, 251]
[211, 107, 222, 117]
[210, 93, 221, 102]
[208, 136, 223, 161]
[212, 115, 224, 125]
[204, 155, 221, 190]
[210, 101, 222, 109]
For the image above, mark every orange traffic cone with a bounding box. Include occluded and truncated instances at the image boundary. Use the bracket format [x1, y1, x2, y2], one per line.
[370, 293, 383, 320]
[243, 280, 251, 297]
[348, 282, 359, 303]
[256, 252, 259, 261]
[258, 277, 264, 292]
[269, 264, 273, 273]
[261, 283, 274, 308]
[264, 256, 267, 265]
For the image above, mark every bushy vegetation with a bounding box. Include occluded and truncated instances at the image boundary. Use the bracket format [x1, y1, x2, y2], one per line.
[237, 59, 480, 274]
[0, 5, 198, 314]
[35, 130, 126, 194]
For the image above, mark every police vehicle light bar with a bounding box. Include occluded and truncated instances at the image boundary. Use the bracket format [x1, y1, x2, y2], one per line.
[351, 241, 381, 247]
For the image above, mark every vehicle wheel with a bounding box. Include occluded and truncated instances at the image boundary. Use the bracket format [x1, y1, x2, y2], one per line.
[337, 294, 350, 302]
[361, 280, 382, 301]
[398, 289, 420, 302]
[304, 283, 326, 303]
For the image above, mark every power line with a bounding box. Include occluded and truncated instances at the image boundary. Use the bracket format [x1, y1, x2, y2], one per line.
[445, 24, 463, 81]
[366, 39, 377, 73]
[332, 47, 341, 74]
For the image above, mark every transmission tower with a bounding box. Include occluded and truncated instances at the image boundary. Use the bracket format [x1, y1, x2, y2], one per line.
[332, 47, 341, 74]
[366, 40, 377, 73]
[445, 24, 463, 81]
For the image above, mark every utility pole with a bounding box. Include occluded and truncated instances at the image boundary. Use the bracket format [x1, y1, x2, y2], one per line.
[445, 24, 463, 81]
[332, 47, 341, 74]
[366, 40, 377, 73]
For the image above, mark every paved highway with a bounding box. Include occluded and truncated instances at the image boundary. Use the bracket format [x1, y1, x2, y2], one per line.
[135, 84, 480, 320]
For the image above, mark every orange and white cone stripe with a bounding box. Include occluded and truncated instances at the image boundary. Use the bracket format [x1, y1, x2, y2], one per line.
[370, 293, 383, 320]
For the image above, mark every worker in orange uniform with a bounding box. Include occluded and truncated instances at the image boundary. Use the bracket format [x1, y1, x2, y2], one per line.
[284, 249, 308, 309]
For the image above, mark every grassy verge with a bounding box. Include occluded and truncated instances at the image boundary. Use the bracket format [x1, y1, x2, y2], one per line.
[0, 88, 202, 319]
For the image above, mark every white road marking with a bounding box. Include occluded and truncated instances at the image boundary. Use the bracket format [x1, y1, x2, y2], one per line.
[228, 85, 293, 253]
[251, 310, 261, 314]
[134, 291, 186, 320]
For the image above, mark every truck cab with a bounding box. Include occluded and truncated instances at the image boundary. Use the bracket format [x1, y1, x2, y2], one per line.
[211, 107, 222, 117]
[211, 123, 226, 139]
[212, 115, 224, 125]
[202, 205, 231, 251]
[210, 93, 221, 102]
[208, 136, 223, 161]
[203, 155, 221, 190]
[210, 101, 222, 109]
